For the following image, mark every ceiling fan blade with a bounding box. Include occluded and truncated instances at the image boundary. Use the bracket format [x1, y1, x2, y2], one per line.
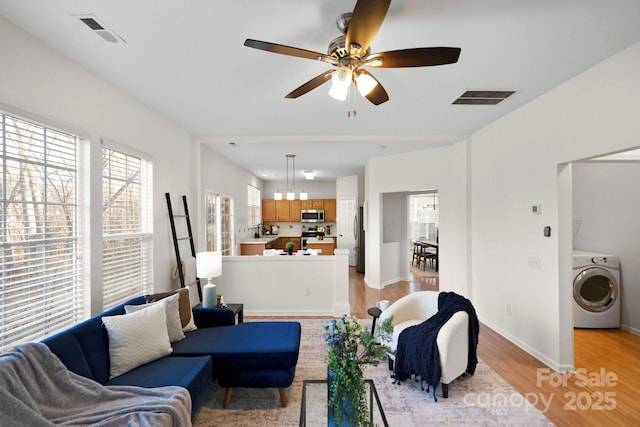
[357, 70, 389, 105]
[285, 71, 333, 99]
[345, 0, 391, 55]
[366, 47, 461, 68]
[244, 39, 335, 64]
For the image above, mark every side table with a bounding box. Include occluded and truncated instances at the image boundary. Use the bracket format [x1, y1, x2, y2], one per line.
[367, 306, 382, 335]
[195, 303, 244, 324]
[224, 303, 244, 324]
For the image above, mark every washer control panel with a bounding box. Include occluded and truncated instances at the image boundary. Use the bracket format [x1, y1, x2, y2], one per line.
[573, 252, 619, 269]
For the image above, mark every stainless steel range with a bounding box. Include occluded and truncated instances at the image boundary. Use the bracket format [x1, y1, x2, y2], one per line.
[301, 230, 316, 249]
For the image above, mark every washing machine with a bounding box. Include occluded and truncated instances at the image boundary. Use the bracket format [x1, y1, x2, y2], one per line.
[573, 250, 621, 328]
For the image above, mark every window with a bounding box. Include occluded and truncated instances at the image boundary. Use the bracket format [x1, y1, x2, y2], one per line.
[247, 185, 261, 227]
[1, 112, 83, 353]
[102, 145, 153, 310]
[409, 192, 439, 243]
[204, 191, 235, 255]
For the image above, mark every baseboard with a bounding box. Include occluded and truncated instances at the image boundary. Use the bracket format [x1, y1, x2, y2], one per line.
[381, 276, 406, 287]
[620, 323, 640, 335]
[244, 309, 335, 317]
[481, 318, 572, 373]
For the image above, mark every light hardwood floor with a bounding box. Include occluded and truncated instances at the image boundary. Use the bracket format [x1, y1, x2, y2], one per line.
[347, 266, 640, 427]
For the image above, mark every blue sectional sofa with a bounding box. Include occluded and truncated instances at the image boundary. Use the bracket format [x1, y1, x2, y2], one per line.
[42, 296, 301, 416]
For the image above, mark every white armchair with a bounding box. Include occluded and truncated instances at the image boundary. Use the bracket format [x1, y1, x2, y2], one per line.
[378, 291, 469, 398]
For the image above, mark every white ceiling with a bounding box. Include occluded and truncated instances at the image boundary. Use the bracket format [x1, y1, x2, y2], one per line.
[1, 0, 640, 181]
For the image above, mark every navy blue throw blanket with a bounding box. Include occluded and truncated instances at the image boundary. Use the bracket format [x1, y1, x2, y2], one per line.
[393, 292, 479, 399]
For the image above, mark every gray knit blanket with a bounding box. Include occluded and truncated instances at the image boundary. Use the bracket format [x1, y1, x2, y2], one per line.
[0, 342, 192, 426]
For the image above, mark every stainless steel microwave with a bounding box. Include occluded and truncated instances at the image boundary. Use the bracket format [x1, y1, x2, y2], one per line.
[301, 209, 324, 223]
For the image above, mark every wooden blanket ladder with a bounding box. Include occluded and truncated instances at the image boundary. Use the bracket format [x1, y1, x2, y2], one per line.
[165, 193, 202, 300]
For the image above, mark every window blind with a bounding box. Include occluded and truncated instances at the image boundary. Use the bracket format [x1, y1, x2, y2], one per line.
[1, 113, 83, 353]
[102, 146, 153, 310]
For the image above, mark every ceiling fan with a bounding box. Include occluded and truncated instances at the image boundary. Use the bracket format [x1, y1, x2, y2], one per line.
[244, 0, 461, 106]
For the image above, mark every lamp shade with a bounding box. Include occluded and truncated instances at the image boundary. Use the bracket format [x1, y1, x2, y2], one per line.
[356, 72, 378, 97]
[196, 251, 222, 278]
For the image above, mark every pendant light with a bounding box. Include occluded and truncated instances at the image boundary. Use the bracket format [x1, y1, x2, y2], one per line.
[274, 154, 307, 200]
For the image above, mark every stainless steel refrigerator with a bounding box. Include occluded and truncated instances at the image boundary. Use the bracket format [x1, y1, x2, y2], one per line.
[355, 206, 365, 273]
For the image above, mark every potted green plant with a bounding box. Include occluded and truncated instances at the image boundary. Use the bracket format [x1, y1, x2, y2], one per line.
[285, 241, 295, 255]
[324, 315, 393, 426]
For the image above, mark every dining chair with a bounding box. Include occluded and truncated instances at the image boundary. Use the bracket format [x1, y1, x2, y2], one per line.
[412, 242, 423, 267]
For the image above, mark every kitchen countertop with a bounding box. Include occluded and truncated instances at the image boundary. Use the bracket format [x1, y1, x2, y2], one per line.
[241, 234, 337, 244]
[307, 237, 334, 244]
[239, 236, 279, 245]
[276, 232, 302, 238]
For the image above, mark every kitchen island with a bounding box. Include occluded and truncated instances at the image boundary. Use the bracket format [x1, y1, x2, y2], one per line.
[306, 237, 335, 255]
[239, 236, 279, 256]
[239, 235, 304, 255]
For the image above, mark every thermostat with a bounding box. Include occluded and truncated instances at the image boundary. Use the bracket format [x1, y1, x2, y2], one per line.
[532, 204, 541, 215]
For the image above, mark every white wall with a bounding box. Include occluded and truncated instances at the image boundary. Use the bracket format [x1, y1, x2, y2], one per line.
[573, 161, 640, 333]
[0, 16, 197, 314]
[262, 179, 336, 199]
[380, 192, 408, 285]
[365, 141, 469, 295]
[336, 175, 358, 200]
[470, 41, 640, 371]
[198, 144, 263, 252]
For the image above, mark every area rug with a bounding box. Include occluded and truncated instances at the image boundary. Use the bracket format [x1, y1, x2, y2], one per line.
[193, 319, 553, 426]
[410, 265, 439, 279]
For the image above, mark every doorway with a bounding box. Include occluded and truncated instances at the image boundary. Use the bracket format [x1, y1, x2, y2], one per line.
[558, 148, 640, 371]
[408, 192, 439, 275]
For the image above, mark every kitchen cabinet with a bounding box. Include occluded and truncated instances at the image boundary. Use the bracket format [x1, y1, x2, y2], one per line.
[263, 198, 335, 222]
[275, 200, 290, 221]
[241, 244, 266, 256]
[240, 239, 276, 256]
[306, 238, 335, 256]
[323, 199, 336, 222]
[263, 199, 296, 222]
[290, 200, 301, 222]
[301, 199, 324, 210]
[262, 199, 276, 222]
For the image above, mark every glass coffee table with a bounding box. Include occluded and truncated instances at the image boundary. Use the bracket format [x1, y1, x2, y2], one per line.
[299, 379, 388, 426]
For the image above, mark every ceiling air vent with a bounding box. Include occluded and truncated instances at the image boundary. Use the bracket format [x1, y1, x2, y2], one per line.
[452, 90, 515, 105]
[76, 14, 125, 43]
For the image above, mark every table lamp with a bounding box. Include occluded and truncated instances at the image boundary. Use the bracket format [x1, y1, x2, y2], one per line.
[196, 251, 222, 308]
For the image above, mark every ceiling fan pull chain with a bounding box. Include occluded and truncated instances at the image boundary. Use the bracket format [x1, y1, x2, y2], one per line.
[346, 84, 357, 118]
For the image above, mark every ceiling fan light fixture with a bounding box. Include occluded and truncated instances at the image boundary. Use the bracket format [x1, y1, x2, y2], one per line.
[332, 66, 352, 86]
[329, 81, 349, 100]
[329, 66, 352, 100]
[356, 71, 378, 97]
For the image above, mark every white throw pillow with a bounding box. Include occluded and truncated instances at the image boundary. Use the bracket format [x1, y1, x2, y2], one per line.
[103, 301, 172, 379]
[126, 293, 185, 343]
